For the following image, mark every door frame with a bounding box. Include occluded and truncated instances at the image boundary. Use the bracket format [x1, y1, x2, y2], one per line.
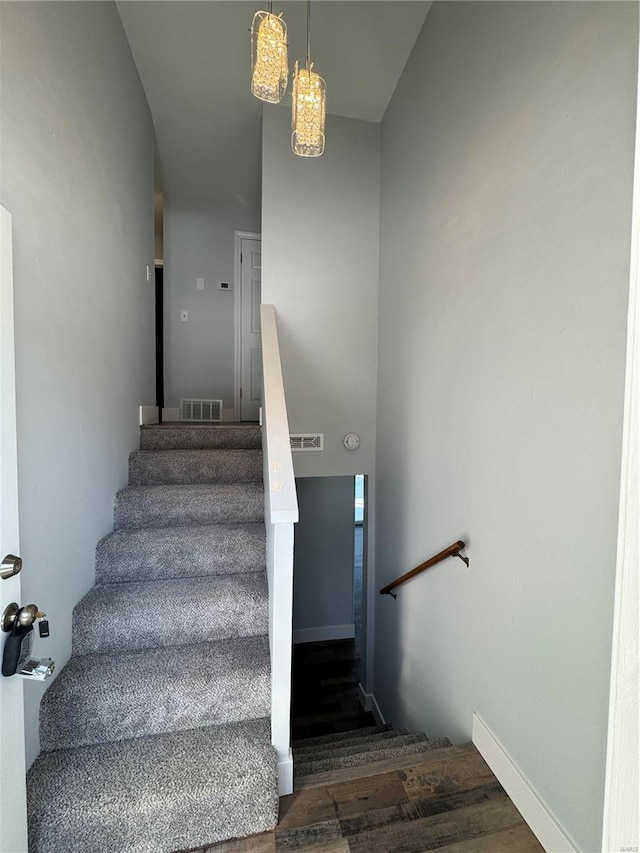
[601, 13, 640, 847]
[234, 230, 261, 421]
[0, 204, 28, 850]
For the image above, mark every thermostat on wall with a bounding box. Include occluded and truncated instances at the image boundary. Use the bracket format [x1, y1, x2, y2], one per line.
[218, 281, 233, 291]
[344, 433, 360, 450]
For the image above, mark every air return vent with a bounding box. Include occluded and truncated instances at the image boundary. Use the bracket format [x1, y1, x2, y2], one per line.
[180, 398, 223, 422]
[290, 433, 324, 451]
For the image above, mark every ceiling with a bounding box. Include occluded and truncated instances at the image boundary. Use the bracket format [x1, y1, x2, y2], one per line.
[117, 1, 431, 205]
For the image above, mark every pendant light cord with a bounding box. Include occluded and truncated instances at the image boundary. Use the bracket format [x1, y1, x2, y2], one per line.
[306, 0, 311, 69]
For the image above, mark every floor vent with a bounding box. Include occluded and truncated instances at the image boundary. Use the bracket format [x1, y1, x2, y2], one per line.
[180, 398, 223, 422]
[290, 433, 324, 451]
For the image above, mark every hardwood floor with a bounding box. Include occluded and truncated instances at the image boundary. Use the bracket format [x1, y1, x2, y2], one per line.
[204, 742, 543, 852]
[196, 640, 544, 852]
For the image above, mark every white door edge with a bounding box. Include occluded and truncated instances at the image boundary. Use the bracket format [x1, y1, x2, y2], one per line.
[602, 13, 640, 849]
[0, 204, 28, 851]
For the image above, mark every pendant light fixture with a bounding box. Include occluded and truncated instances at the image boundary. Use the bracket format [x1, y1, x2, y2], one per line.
[291, 1, 326, 157]
[250, 3, 288, 104]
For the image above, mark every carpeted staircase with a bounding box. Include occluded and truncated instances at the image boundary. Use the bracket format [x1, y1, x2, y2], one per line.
[27, 424, 279, 853]
[293, 724, 453, 786]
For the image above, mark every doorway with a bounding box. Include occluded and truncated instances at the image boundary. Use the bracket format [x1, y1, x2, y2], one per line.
[234, 232, 262, 421]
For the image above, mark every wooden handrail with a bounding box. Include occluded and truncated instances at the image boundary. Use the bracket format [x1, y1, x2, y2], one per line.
[379, 540, 468, 599]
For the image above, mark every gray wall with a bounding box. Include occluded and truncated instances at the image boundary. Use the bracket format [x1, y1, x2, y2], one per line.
[293, 477, 354, 636]
[164, 197, 260, 412]
[374, 3, 635, 850]
[262, 107, 380, 479]
[0, 2, 155, 765]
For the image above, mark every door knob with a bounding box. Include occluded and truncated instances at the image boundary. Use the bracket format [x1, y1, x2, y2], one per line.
[1, 603, 45, 632]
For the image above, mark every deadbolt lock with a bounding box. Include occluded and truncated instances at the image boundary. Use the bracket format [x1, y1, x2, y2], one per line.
[1, 554, 23, 580]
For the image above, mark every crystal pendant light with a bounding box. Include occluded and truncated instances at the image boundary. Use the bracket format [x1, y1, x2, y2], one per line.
[291, 1, 326, 157]
[250, 3, 288, 104]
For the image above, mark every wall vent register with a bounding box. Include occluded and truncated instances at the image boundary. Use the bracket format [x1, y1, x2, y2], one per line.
[180, 399, 223, 422]
[290, 433, 324, 451]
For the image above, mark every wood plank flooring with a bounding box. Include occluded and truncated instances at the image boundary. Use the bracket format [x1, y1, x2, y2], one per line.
[185, 640, 544, 853]
[201, 743, 543, 852]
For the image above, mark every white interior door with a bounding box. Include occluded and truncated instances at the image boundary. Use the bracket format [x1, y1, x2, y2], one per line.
[240, 237, 262, 421]
[0, 206, 28, 851]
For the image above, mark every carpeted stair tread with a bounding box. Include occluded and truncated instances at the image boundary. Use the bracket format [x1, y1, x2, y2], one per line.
[95, 523, 266, 584]
[295, 734, 453, 776]
[113, 483, 264, 529]
[72, 573, 268, 655]
[293, 728, 409, 760]
[140, 424, 261, 451]
[28, 717, 277, 853]
[292, 724, 392, 749]
[40, 634, 270, 751]
[129, 449, 263, 486]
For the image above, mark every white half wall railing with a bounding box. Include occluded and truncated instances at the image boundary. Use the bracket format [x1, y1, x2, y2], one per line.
[260, 303, 299, 796]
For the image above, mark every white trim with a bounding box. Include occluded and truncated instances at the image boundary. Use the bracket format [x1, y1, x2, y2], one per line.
[0, 205, 28, 849]
[261, 305, 298, 801]
[293, 624, 355, 644]
[357, 683, 386, 726]
[261, 305, 298, 524]
[472, 714, 578, 853]
[277, 749, 294, 797]
[221, 408, 235, 422]
[161, 407, 179, 422]
[234, 231, 261, 422]
[602, 12, 640, 851]
[138, 405, 159, 426]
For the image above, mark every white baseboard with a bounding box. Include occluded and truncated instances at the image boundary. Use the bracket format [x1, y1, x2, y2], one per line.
[472, 713, 578, 852]
[277, 749, 293, 796]
[358, 683, 386, 726]
[139, 405, 159, 425]
[293, 624, 355, 645]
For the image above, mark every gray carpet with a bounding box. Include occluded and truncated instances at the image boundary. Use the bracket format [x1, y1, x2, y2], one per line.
[95, 523, 266, 583]
[31, 424, 278, 852]
[72, 571, 268, 655]
[28, 718, 278, 853]
[129, 448, 263, 485]
[114, 482, 264, 528]
[140, 424, 261, 451]
[40, 634, 270, 750]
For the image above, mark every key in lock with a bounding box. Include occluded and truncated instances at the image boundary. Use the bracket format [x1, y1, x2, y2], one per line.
[2, 602, 54, 679]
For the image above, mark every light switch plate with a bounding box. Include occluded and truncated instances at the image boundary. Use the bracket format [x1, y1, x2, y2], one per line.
[196, 277, 204, 291]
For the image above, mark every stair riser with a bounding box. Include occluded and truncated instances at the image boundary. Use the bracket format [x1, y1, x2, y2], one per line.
[140, 426, 261, 451]
[40, 637, 271, 751]
[292, 724, 392, 750]
[129, 450, 263, 486]
[114, 485, 264, 529]
[294, 729, 409, 761]
[296, 735, 441, 776]
[95, 525, 266, 584]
